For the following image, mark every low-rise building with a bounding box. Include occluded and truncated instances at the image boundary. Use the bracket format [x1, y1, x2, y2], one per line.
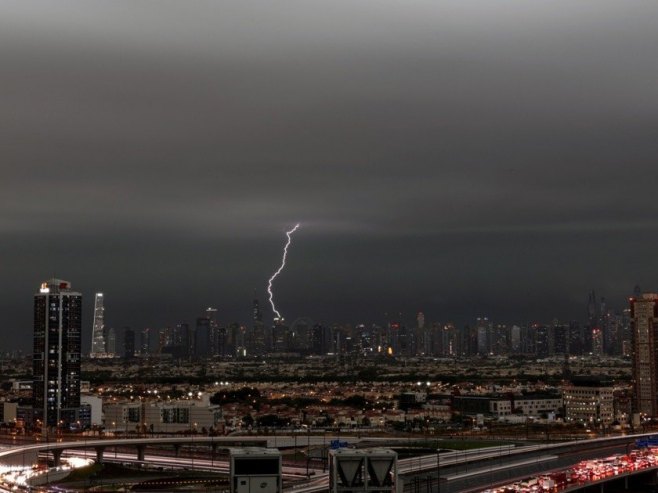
[562, 380, 615, 426]
[104, 399, 223, 433]
[452, 393, 563, 419]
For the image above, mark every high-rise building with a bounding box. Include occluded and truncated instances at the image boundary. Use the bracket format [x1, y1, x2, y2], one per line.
[140, 328, 151, 356]
[90, 293, 105, 357]
[33, 278, 82, 428]
[253, 295, 262, 324]
[174, 323, 190, 358]
[123, 327, 135, 359]
[195, 316, 211, 359]
[104, 327, 116, 354]
[250, 296, 267, 356]
[631, 294, 658, 417]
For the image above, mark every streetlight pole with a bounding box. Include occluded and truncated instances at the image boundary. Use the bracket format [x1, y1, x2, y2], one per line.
[436, 449, 440, 493]
[306, 428, 310, 479]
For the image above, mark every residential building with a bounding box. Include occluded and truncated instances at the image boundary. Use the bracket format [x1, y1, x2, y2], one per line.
[631, 294, 658, 417]
[33, 278, 82, 428]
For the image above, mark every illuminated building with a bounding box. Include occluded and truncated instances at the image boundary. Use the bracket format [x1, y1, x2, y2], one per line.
[249, 296, 267, 355]
[631, 293, 658, 417]
[33, 278, 82, 429]
[89, 293, 105, 357]
[563, 379, 614, 426]
[140, 327, 151, 356]
[104, 326, 116, 354]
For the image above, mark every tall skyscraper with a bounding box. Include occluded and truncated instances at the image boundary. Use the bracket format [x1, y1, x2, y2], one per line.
[123, 327, 135, 359]
[250, 296, 267, 356]
[140, 328, 151, 356]
[631, 293, 658, 417]
[105, 326, 116, 354]
[33, 278, 82, 429]
[195, 315, 211, 359]
[253, 294, 262, 324]
[90, 293, 105, 357]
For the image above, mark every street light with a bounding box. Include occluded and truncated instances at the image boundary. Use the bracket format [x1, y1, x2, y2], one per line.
[436, 449, 441, 493]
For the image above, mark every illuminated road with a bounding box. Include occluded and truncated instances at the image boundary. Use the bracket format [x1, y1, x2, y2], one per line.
[60, 449, 320, 480]
[0, 433, 654, 492]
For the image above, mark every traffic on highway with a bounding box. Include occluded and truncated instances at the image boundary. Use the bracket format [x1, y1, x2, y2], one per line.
[479, 444, 658, 493]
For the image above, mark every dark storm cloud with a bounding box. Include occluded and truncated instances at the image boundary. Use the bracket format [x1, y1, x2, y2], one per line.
[1, 1, 658, 349]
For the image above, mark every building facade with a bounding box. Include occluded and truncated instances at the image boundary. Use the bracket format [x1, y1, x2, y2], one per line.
[33, 278, 82, 428]
[90, 293, 105, 357]
[631, 294, 658, 417]
[104, 400, 223, 433]
[563, 384, 615, 426]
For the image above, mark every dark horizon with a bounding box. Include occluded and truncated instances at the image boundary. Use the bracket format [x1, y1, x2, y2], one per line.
[2, 2, 658, 351]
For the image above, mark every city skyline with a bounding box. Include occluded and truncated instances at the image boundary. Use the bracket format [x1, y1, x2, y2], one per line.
[2, 2, 658, 348]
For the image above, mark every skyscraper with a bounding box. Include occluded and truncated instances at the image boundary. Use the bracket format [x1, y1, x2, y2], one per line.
[123, 327, 135, 359]
[33, 278, 82, 429]
[105, 326, 116, 354]
[631, 293, 658, 417]
[195, 315, 211, 359]
[90, 292, 105, 357]
[250, 296, 267, 356]
[140, 328, 151, 356]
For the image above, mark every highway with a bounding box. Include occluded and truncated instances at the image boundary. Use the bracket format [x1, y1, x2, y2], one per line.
[289, 434, 652, 493]
[59, 448, 321, 480]
[0, 432, 654, 492]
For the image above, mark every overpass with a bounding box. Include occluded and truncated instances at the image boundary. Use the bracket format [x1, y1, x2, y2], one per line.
[1, 432, 657, 492]
[399, 433, 658, 493]
[0, 434, 411, 467]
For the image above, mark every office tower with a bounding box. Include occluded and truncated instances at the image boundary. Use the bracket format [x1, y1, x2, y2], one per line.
[415, 312, 425, 356]
[621, 308, 632, 356]
[491, 324, 510, 356]
[195, 316, 211, 359]
[104, 327, 116, 354]
[520, 324, 535, 355]
[631, 294, 658, 417]
[159, 326, 173, 352]
[33, 278, 82, 428]
[90, 293, 105, 357]
[204, 307, 219, 355]
[234, 324, 247, 357]
[585, 290, 599, 354]
[568, 321, 584, 356]
[416, 312, 425, 330]
[535, 325, 550, 358]
[272, 319, 289, 353]
[253, 294, 262, 324]
[553, 323, 568, 355]
[510, 325, 521, 353]
[140, 328, 151, 356]
[174, 323, 190, 358]
[476, 317, 489, 356]
[311, 324, 330, 355]
[249, 296, 268, 356]
[591, 327, 603, 356]
[123, 327, 135, 359]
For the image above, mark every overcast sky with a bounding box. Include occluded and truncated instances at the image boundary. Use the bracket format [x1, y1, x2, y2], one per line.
[1, 1, 658, 350]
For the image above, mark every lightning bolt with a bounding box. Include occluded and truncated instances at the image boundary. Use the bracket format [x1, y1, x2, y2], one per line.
[267, 223, 301, 321]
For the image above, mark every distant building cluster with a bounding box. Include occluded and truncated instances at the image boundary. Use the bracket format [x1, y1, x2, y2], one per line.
[20, 277, 658, 433]
[81, 287, 640, 362]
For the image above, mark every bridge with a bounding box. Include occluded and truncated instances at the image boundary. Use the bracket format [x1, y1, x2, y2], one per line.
[2, 433, 658, 492]
[0, 434, 410, 467]
[399, 433, 658, 493]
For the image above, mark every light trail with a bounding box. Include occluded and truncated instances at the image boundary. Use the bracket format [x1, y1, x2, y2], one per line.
[267, 223, 301, 320]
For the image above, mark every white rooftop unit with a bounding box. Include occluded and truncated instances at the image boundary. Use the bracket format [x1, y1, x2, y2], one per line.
[330, 448, 397, 493]
[230, 447, 282, 493]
